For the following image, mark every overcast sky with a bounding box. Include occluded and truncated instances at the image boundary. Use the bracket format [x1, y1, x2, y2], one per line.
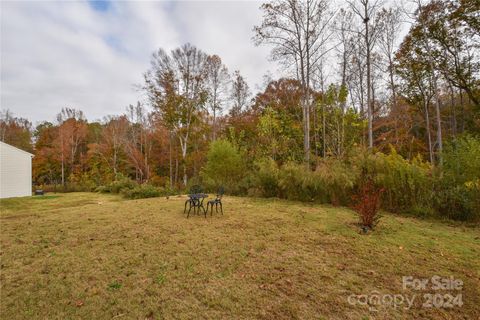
[1, 0, 278, 124]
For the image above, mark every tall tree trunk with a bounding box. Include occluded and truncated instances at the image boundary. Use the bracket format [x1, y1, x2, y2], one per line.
[175, 156, 178, 186]
[303, 97, 311, 163]
[419, 0, 442, 164]
[364, 4, 373, 149]
[433, 75, 443, 164]
[459, 89, 465, 133]
[169, 131, 173, 189]
[424, 102, 434, 163]
[341, 50, 347, 157]
[312, 102, 318, 157]
[322, 102, 326, 157]
[61, 154, 65, 187]
[388, 56, 398, 145]
[319, 69, 326, 158]
[180, 138, 188, 186]
[213, 107, 217, 141]
[113, 148, 117, 176]
[61, 132, 65, 187]
[449, 85, 457, 137]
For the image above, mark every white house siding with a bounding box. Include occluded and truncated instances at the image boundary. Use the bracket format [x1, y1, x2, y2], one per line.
[0, 141, 33, 199]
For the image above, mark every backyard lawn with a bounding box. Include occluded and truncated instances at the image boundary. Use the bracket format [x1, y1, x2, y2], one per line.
[0, 192, 479, 319]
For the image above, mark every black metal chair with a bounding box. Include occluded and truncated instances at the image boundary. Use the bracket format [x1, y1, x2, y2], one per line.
[184, 185, 205, 217]
[206, 187, 224, 215]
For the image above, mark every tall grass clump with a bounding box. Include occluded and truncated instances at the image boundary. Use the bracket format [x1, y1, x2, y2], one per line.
[275, 159, 358, 204]
[315, 158, 360, 205]
[95, 174, 137, 194]
[435, 136, 480, 221]
[360, 149, 433, 215]
[120, 184, 162, 199]
[251, 158, 280, 197]
[277, 162, 316, 201]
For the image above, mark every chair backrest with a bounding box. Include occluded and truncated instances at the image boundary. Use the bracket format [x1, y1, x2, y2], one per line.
[216, 186, 225, 199]
[190, 185, 203, 194]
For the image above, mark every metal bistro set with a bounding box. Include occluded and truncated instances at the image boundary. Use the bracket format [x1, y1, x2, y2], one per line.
[183, 185, 224, 218]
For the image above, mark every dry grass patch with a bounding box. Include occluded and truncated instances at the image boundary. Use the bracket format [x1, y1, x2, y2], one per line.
[1, 192, 479, 319]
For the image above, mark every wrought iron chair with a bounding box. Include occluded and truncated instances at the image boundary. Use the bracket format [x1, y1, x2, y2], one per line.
[184, 185, 205, 217]
[206, 186, 224, 215]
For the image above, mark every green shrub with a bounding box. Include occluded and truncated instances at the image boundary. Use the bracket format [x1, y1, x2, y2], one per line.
[198, 138, 479, 222]
[252, 158, 280, 197]
[236, 173, 256, 196]
[95, 185, 110, 193]
[273, 159, 359, 204]
[121, 184, 162, 199]
[409, 205, 436, 218]
[201, 139, 245, 194]
[68, 172, 98, 192]
[110, 179, 137, 194]
[97, 174, 137, 194]
[362, 150, 433, 213]
[249, 148, 438, 217]
[278, 162, 318, 201]
[315, 158, 359, 205]
[436, 136, 480, 221]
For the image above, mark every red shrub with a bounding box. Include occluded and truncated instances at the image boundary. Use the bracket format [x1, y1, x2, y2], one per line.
[352, 180, 384, 231]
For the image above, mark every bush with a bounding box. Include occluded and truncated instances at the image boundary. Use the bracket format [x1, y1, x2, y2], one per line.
[34, 183, 95, 193]
[248, 148, 440, 219]
[352, 179, 384, 231]
[315, 158, 359, 205]
[120, 184, 162, 199]
[252, 158, 280, 197]
[360, 150, 433, 213]
[95, 185, 110, 193]
[198, 138, 477, 222]
[278, 162, 320, 201]
[68, 172, 98, 192]
[201, 139, 245, 193]
[97, 174, 137, 194]
[435, 136, 480, 221]
[262, 158, 358, 204]
[149, 174, 168, 187]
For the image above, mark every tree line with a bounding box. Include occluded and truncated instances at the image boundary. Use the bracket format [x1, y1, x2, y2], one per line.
[0, 0, 478, 193]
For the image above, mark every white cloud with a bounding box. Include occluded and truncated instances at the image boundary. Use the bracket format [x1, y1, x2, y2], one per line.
[0, 0, 276, 124]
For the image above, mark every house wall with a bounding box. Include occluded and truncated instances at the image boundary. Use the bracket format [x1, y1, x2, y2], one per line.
[0, 142, 33, 199]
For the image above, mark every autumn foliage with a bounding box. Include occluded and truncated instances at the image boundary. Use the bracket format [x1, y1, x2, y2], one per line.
[0, 0, 479, 222]
[352, 180, 385, 231]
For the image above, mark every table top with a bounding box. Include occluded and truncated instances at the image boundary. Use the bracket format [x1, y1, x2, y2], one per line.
[188, 193, 208, 199]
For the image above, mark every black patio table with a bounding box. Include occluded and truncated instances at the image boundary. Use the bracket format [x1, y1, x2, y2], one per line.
[185, 193, 208, 218]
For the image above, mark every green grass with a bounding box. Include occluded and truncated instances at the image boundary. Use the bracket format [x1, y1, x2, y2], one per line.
[1, 192, 479, 319]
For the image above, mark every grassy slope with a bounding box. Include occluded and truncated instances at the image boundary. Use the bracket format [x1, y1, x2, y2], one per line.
[0, 193, 479, 319]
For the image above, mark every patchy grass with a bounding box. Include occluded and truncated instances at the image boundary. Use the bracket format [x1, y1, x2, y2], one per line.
[0, 192, 479, 319]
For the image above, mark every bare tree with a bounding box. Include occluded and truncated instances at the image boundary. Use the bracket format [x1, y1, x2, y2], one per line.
[254, 0, 334, 162]
[125, 102, 153, 183]
[334, 8, 356, 98]
[99, 115, 129, 177]
[56, 108, 87, 186]
[376, 6, 403, 145]
[205, 55, 230, 141]
[229, 70, 251, 116]
[348, 35, 367, 116]
[144, 43, 208, 186]
[0, 109, 13, 141]
[346, 0, 384, 149]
